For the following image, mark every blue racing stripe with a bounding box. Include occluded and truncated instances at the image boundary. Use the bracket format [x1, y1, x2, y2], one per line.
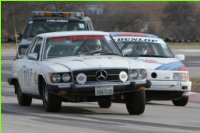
[155, 61, 184, 70]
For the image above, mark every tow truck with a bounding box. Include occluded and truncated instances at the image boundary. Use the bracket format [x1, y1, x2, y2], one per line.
[17, 11, 94, 58]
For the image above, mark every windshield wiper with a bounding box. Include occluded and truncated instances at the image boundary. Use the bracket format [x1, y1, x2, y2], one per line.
[139, 55, 168, 58]
[99, 51, 120, 56]
[80, 50, 120, 56]
[80, 50, 102, 55]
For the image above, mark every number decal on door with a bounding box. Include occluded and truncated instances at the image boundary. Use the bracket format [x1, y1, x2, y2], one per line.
[23, 68, 32, 86]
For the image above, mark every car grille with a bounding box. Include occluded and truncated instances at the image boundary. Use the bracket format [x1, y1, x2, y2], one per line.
[73, 69, 128, 83]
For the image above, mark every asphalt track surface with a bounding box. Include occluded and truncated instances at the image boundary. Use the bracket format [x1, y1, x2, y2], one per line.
[2, 82, 200, 133]
[2, 49, 200, 133]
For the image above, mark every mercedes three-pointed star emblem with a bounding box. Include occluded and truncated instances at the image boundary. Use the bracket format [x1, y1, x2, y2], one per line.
[96, 70, 107, 81]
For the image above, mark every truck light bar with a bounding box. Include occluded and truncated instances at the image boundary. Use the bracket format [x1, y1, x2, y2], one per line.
[32, 11, 85, 18]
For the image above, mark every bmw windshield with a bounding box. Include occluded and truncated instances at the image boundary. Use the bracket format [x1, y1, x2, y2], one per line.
[43, 35, 122, 59]
[116, 41, 174, 58]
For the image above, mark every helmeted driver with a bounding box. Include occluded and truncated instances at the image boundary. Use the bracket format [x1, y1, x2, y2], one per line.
[77, 39, 102, 54]
[134, 43, 148, 55]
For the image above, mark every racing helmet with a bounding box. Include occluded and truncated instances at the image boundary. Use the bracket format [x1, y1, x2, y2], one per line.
[86, 39, 102, 51]
[135, 43, 148, 55]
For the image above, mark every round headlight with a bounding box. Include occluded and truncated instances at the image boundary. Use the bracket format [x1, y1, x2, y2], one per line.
[76, 73, 87, 84]
[52, 73, 61, 83]
[119, 71, 128, 82]
[130, 70, 138, 79]
[139, 69, 147, 79]
[62, 73, 71, 82]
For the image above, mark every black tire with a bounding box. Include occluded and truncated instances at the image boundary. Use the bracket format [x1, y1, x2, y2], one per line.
[146, 98, 151, 103]
[172, 95, 189, 106]
[42, 80, 62, 112]
[126, 90, 145, 115]
[15, 82, 32, 106]
[98, 98, 112, 108]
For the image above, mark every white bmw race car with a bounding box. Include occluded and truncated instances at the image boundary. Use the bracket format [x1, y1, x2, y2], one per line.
[110, 32, 192, 106]
[8, 31, 151, 114]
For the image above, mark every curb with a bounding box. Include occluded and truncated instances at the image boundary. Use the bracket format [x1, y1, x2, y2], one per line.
[189, 92, 200, 103]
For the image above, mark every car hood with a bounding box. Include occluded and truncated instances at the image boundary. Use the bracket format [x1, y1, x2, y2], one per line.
[126, 57, 188, 80]
[44, 55, 130, 71]
[127, 57, 187, 71]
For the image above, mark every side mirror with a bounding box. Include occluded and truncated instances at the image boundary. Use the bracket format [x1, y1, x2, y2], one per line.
[175, 54, 185, 61]
[28, 53, 38, 60]
[122, 48, 132, 56]
[19, 47, 27, 56]
[16, 32, 22, 40]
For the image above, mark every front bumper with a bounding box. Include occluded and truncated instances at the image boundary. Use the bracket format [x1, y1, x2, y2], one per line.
[46, 80, 151, 97]
[147, 80, 192, 92]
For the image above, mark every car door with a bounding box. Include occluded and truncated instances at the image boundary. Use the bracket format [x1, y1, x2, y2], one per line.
[21, 37, 43, 95]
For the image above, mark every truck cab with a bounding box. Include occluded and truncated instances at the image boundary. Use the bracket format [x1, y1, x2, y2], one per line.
[17, 11, 94, 59]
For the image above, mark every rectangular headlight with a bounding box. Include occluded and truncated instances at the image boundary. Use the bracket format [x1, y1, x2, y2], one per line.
[173, 73, 189, 81]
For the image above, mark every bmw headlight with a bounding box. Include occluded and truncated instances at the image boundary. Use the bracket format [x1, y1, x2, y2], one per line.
[62, 73, 71, 82]
[51, 73, 61, 83]
[173, 73, 189, 81]
[129, 69, 147, 80]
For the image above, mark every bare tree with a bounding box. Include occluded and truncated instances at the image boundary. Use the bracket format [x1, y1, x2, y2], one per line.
[161, 2, 199, 41]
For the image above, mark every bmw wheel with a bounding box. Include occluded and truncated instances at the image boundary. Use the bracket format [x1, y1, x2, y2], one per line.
[172, 95, 189, 106]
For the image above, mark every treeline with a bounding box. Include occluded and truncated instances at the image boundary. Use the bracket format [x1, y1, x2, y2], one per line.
[2, 2, 200, 43]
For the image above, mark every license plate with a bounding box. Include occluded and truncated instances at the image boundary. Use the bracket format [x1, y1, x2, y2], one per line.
[95, 86, 114, 96]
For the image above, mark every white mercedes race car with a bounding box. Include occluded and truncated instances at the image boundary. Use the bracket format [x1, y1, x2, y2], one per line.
[8, 31, 151, 114]
[110, 32, 192, 106]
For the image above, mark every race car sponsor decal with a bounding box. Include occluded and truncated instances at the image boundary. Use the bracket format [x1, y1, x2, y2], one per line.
[135, 58, 164, 65]
[155, 61, 187, 71]
[114, 37, 158, 43]
[46, 19, 69, 22]
[50, 36, 104, 42]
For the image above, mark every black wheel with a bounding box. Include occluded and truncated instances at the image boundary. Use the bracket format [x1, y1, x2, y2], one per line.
[15, 82, 32, 106]
[125, 90, 146, 115]
[146, 98, 151, 103]
[98, 98, 112, 108]
[172, 95, 189, 106]
[42, 81, 62, 112]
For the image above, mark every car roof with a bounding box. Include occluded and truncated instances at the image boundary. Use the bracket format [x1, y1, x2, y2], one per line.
[36, 31, 109, 38]
[109, 32, 159, 38]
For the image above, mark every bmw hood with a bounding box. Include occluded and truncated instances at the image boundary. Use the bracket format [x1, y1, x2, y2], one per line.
[127, 57, 187, 71]
[45, 55, 130, 71]
[126, 57, 188, 80]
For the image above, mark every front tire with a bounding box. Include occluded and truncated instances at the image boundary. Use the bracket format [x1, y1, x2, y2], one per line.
[98, 98, 112, 108]
[126, 90, 145, 115]
[172, 95, 189, 106]
[42, 81, 62, 112]
[15, 82, 32, 106]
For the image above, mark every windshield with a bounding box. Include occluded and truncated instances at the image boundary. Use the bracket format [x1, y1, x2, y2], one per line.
[116, 41, 174, 58]
[43, 35, 122, 59]
[23, 20, 87, 38]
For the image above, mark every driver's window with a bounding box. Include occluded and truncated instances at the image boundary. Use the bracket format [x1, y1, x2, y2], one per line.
[30, 38, 42, 53]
